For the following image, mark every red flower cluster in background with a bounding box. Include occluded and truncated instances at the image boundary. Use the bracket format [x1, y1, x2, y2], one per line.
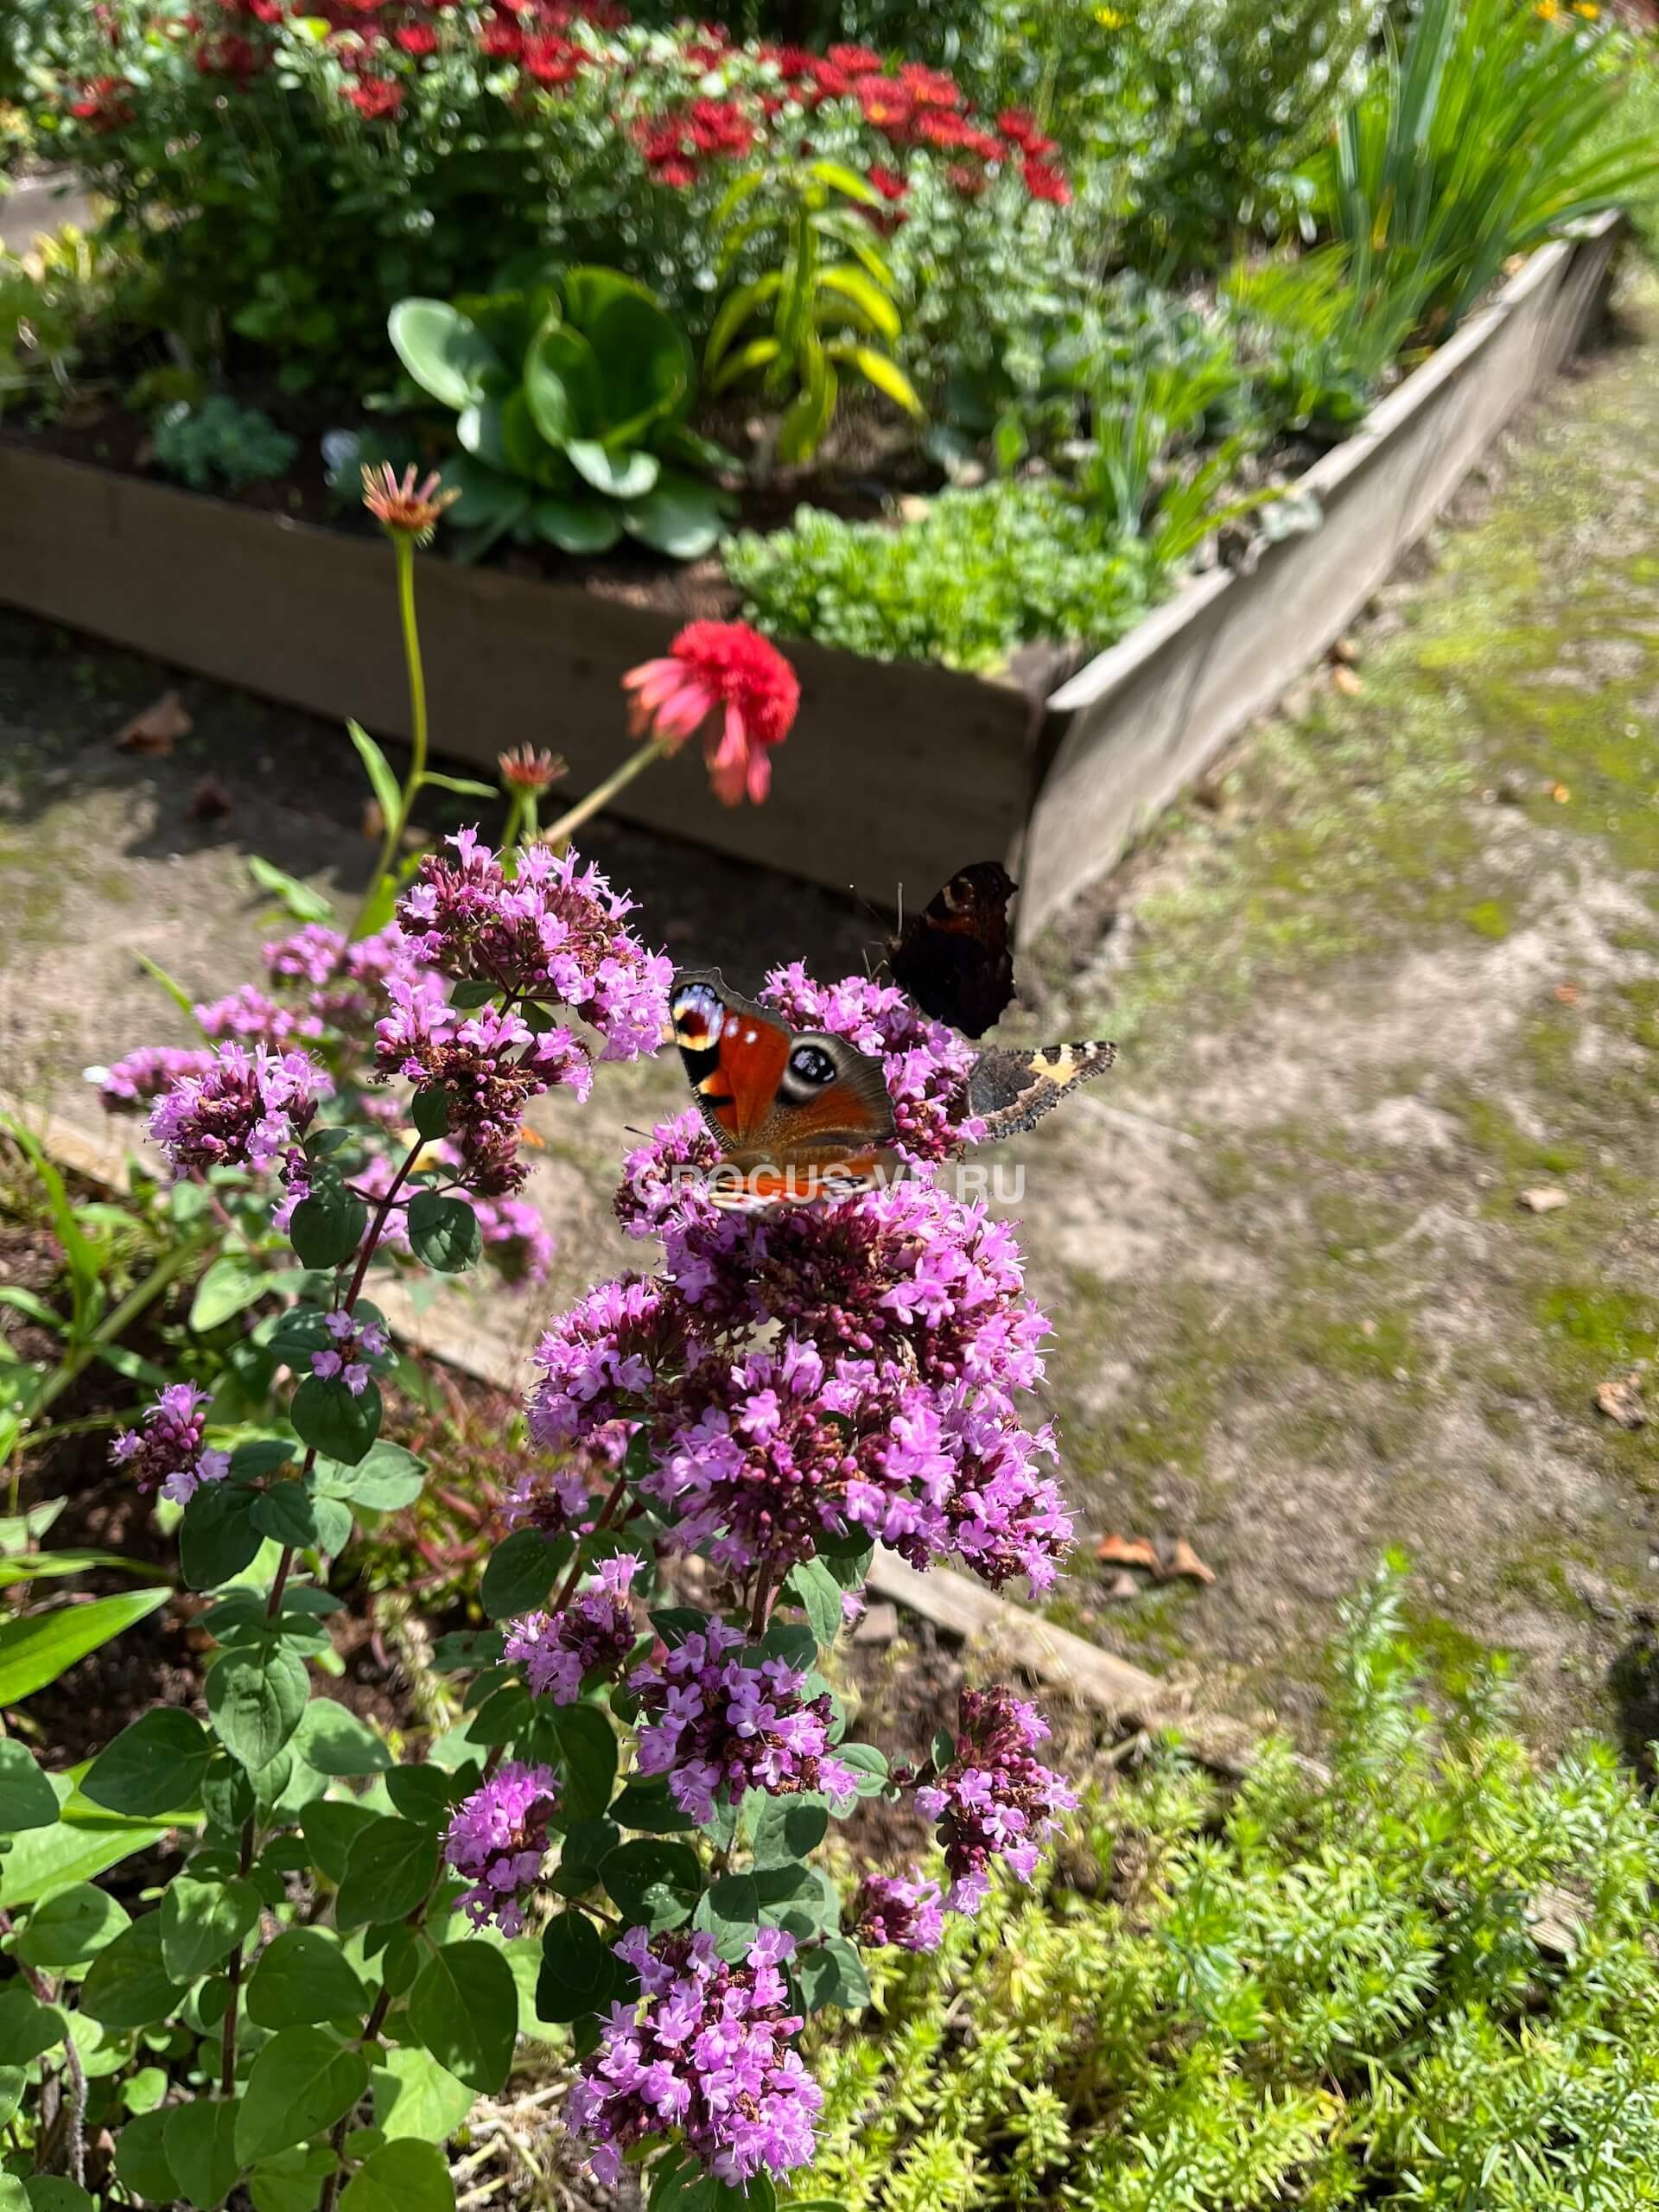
[764, 43, 1070, 205]
[62, 3, 1070, 205]
[67, 73, 135, 130]
[636, 92, 754, 186]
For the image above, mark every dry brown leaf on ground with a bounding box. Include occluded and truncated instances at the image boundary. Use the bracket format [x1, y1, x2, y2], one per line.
[1517, 1187, 1570, 1213]
[1163, 1538, 1217, 1586]
[1331, 664, 1364, 696]
[1095, 1533, 1160, 1571]
[114, 689, 193, 755]
[1596, 1374, 1649, 1429]
[1553, 982, 1580, 1005]
[1331, 634, 1360, 665]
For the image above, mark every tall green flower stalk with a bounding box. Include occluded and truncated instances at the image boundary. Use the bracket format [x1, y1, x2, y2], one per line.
[349, 463, 497, 935]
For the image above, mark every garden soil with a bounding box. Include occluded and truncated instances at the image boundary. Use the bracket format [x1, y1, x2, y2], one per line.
[3, 272, 1658, 1756]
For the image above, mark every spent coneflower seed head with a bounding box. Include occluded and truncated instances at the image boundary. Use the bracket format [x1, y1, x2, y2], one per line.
[499, 744, 569, 794]
[361, 462, 461, 544]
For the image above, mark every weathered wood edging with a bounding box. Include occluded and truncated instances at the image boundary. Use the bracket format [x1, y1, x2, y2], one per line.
[0, 213, 1623, 937]
[1018, 213, 1624, 935]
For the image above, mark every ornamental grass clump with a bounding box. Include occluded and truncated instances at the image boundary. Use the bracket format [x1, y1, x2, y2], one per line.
[3, 480, 1077, 2212]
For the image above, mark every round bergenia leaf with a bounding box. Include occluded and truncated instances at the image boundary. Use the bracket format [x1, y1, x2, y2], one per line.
[621, 472, 731, 562]
[524, 318, 601, 449]
[530, 495, 624, 556]
[560, 268, 694, 443]
[388, 299, 505, 412]
[565, 440, 659, 502]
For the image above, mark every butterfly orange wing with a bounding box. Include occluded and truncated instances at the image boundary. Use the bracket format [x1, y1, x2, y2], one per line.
[671, 971, 895, 1192]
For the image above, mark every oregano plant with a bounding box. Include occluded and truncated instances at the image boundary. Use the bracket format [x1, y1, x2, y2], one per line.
[0, 480, 1078, 2212]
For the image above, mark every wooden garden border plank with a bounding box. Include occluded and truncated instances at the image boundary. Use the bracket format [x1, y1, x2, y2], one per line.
[1016, 213, 1624, 939]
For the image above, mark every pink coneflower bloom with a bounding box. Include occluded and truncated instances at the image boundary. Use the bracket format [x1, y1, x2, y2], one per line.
[622, 620, 801, 808]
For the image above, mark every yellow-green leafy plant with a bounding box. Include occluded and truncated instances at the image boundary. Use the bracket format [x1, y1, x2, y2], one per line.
[706, 160, 925, 467]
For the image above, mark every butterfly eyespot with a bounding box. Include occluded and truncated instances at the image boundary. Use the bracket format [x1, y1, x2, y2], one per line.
[788, 1044, 838, 1087]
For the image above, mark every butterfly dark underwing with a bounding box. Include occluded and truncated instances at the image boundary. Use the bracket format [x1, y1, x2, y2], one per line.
[889, 860, 1017, 1039]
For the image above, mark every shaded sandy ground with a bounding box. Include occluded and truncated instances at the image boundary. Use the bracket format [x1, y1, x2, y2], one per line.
[3, 274, 1656, 1749]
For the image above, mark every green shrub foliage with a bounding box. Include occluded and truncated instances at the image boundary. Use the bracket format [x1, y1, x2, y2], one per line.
[724, 480, 1159, 671]
[808, 1560, 1659, 2211]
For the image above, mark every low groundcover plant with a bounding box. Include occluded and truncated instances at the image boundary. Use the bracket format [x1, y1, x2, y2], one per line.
[808, 1562, 1659, 2212]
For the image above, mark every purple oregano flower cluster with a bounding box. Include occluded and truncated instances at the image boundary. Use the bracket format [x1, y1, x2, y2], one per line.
[853, 1874, 947, 1955]
[397, 830, 672, 1064]
[505, 1554, 641, 1703]
[374, 988, 591, 1198]
[94, 837, 671, 1287]
[310, 1308, 390, 1398]
[630, 1619, 861, 1824]
[466, 962, 1072, 2183]
[914, 1687, 1078, 1912]
[107, 847, 1081, 2202]
[444, 1759, 562, 1936]
[531, 969, 1072, 1596]
[149, 1042, 331, 1175]
[110, 1381, 231, 1507]
[567, 1925, 823, 2189]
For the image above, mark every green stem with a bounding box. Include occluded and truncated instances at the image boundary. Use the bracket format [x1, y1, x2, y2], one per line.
[397, 532, 429, 795]
[355, 531, 430, 935]
[219, 1812, 257, 2097]
[541, 737, 675, 852]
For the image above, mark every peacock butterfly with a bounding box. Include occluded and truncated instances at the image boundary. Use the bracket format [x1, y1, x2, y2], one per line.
[889, 861, 1116, 1135]
[669, 964, 1116, 1211]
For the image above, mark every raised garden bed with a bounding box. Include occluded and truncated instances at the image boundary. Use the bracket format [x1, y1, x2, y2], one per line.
[0, 213, 1621, 931]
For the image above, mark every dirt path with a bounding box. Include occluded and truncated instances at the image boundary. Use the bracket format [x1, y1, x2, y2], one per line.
[3, 271, 1656, 1747]
[1022, 275, 1659, 1745]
